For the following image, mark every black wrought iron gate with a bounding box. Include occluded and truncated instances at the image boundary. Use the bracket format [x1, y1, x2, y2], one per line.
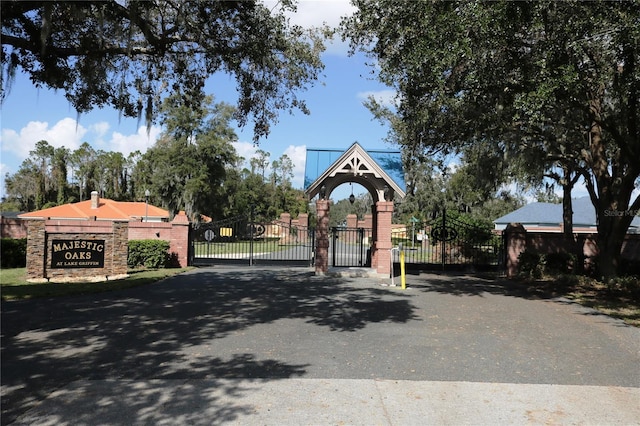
[330, 227, 371, 267]
[391, 213, 503, 272]
[190, 215, 315, 266]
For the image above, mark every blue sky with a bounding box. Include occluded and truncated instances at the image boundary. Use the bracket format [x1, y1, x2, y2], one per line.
[0, 1, 395, 201]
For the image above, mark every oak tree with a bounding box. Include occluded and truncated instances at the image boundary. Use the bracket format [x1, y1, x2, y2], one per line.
[2, 0, 327, 140]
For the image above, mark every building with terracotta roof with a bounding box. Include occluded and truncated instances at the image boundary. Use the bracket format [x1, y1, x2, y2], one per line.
[19, 191, 169, 222]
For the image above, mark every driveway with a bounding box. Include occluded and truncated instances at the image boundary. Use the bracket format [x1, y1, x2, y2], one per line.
[2, 267, 639, 424]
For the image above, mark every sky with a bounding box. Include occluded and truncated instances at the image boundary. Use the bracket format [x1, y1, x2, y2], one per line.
[0, 0, 395, 201]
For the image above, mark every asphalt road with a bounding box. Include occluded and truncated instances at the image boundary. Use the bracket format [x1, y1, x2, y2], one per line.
[2, 267, 639, 424]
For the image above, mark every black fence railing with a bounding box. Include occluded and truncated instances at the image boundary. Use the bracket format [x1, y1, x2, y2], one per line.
[330, 227, 372, 267]
[391, 214, 503, 271]
[190, 214, 315, 266]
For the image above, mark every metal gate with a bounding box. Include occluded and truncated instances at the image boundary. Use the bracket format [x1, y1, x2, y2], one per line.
[330, 227, 371, 267]
[391, 214, 503, 272]
[190, 215, 315, 266]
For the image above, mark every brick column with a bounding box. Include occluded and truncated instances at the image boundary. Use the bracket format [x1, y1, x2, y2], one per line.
[361, 214, 373, 230]
[373, 201, 394, 276]
[297, 213, 309, 243]
[170, 212, 191, 267]
[505, 223, 527, 278]
[26, 219, 47, 282]
[297, 213, 309, 229]
[279, 212, 291, 226]
[346, 214, 358, 229]
[315, 199, 330, 275]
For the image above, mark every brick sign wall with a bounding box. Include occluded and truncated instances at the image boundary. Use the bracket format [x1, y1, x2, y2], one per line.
[25, 219, 129, 283]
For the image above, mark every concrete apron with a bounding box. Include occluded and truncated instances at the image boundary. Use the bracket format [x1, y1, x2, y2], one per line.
[13, 378, 640, 425]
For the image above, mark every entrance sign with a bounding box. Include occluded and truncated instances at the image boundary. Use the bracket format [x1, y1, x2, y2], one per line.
[51, 239, 105, 268]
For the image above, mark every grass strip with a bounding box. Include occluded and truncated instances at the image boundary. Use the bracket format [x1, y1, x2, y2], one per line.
[0, 267, 193, 301]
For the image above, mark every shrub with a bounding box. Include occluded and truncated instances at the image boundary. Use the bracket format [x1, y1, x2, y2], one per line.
[544, 252, 576, 275]
[1, 238, 27, 268]
[606, 275, 640, 292]
[128, 240, 170, 269]
[518, 249, 544, 279]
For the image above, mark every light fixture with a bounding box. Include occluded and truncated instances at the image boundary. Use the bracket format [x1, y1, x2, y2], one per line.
[349, 182, 355, 205]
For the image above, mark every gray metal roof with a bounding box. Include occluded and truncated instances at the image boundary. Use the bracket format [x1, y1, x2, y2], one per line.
[494, 197, 640, 230]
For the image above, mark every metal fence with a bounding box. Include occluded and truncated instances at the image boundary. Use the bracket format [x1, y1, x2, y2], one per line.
[330, 227, 371, 267]
[391, 214, 504, 272]
[190, 215, 315, 267]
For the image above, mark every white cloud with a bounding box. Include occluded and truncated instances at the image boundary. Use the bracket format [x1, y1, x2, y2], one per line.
[108, 125, 161, 157]
[264, 0, 355, 28]
[0, 118, 87, 159]
[263, 0, 356, 56]
[357, 89, 397, 108]
[90, 121, 110, 138]
[232, 141, 259, 163]
[0, 118, 161, 162]
[283, 144, 307, 188]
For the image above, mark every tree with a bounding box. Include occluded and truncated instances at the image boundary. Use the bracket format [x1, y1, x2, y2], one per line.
[366, 96, 525, 223]
[51, 146, 69, 205]
[270, 154, 294, 213]
[69, 142, 97, 202]
[4, 160, 39, 211]
[250, 149, 271, 182]
[1, 0, 327, 140]
[30, 140, 54, 209]
[135, 93, 239, 221]
[343, 0, 640, 278]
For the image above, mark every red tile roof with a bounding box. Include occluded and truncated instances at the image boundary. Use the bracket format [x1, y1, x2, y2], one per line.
[19, 198, 169, 221]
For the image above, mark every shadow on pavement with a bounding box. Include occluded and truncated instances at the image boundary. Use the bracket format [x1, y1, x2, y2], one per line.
[1, 267, 417, 424]
[408, 272, 572, 299]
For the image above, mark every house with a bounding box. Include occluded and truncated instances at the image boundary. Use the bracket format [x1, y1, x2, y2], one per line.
[494, 196, 640, 234]
[19, 191, 169, 222]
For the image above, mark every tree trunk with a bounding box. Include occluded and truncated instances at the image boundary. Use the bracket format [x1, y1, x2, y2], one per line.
[596, 212, 630, 281]
[561, 178, 579, 273]
[560, 164, 584, 273]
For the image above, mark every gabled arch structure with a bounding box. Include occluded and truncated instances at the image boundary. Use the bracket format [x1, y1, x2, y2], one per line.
[304, 143, 406, 275]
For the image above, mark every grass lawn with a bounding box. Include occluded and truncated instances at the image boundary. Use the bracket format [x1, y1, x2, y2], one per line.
[0, 267, 193, 301]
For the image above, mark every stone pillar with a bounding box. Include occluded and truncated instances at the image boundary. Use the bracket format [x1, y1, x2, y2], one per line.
[346, 214, 358, 229]
[111, 220, 129, 277]
[373, 201, 394, 276]
[26, 219, 47, 282]
[315, 199, 330, 275]
[505, 223, 527, 278]
[170, 212, 191, 267]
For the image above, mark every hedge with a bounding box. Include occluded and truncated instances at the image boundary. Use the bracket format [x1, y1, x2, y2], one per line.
[0, 238, 27, 268]
[128, 240, 171, 269]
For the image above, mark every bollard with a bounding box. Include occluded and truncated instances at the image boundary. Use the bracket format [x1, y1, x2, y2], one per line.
[399, 243, 406, 290]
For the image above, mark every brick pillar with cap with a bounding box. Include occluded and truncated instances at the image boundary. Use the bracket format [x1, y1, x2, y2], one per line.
[372, 201, 394, 276]
[315, 199, 330, 275]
